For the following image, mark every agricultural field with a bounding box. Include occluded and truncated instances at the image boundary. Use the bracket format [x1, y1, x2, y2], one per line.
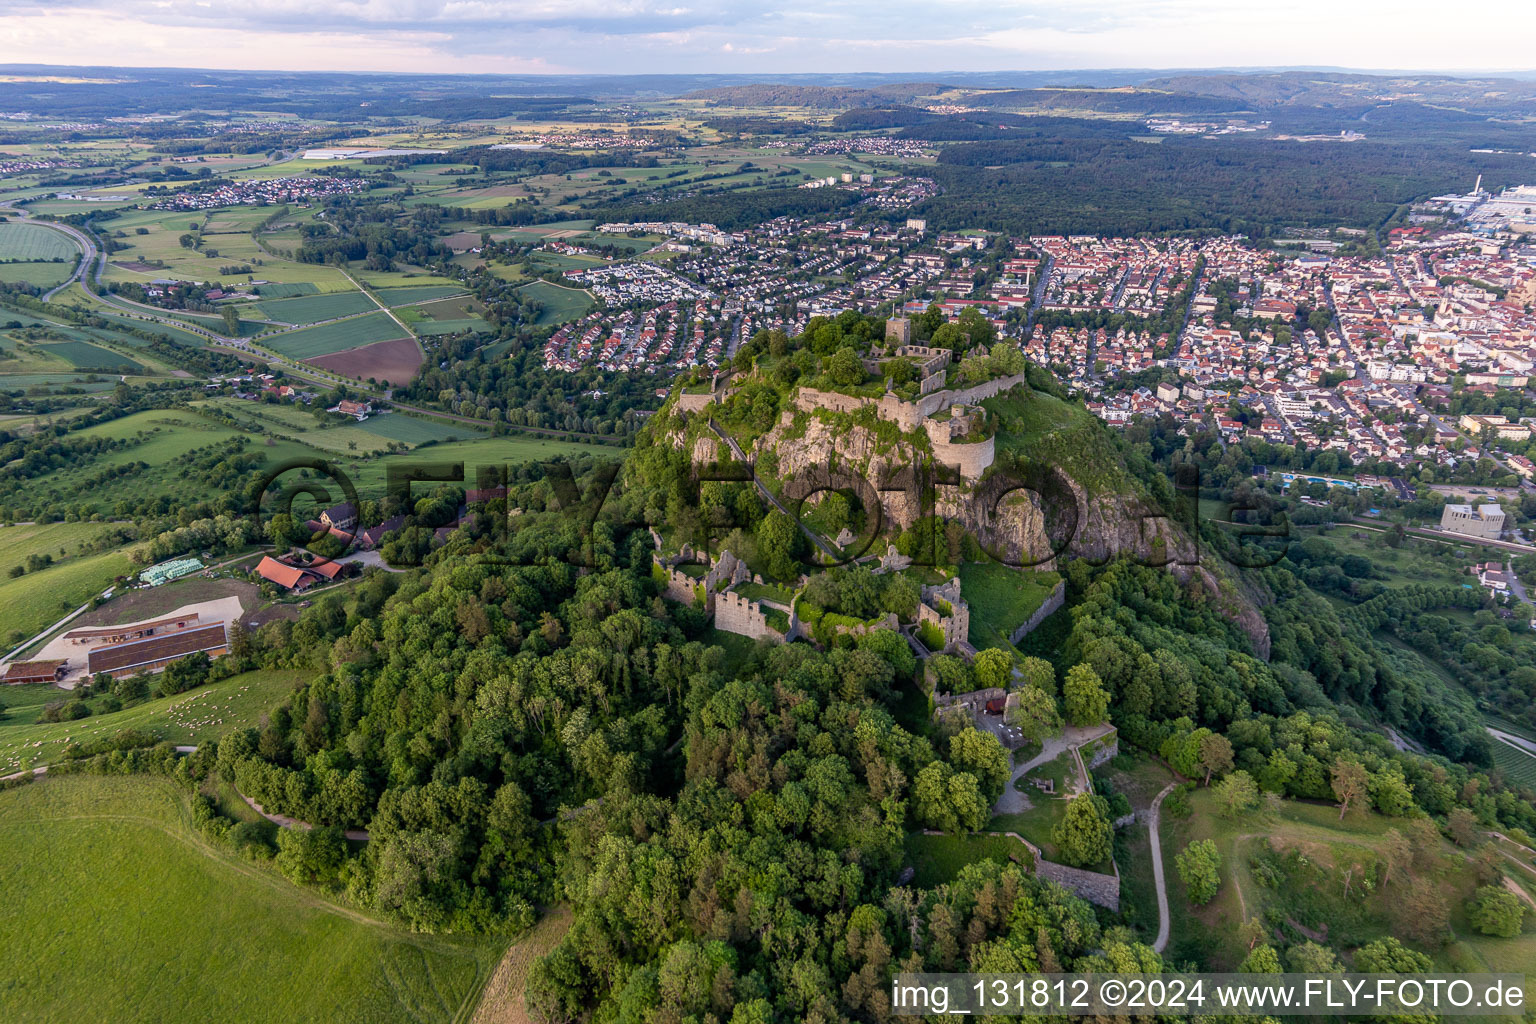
[356, 411, 487, 446]
[1485, 717, 1536, 792]
[373, 285, 469, 306]
[254, 291, 376, 325]
[0, 261, 73, 286]
[0, 521, 130, 582]
[13, 408, 318, 515]
[0, 669, 304, 774]
[264, 313, 411, 360]
[33, 339, 143, 372]
[0, 775, 504, 1024]
[0, 222, 79, 261]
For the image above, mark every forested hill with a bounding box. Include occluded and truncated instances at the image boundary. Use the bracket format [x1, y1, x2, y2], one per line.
[93, 417, 1534, 1021]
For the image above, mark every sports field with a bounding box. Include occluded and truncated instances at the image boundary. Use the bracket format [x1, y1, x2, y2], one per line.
[0, 775, 504, 1024]
[255, 292, 376, 325]
[0, 223, 79, 261]
[265, 313, 409, 359]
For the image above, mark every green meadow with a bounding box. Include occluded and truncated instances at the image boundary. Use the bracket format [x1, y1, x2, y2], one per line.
[0, 774, 504, 1024]
[0, 670, 304, 774]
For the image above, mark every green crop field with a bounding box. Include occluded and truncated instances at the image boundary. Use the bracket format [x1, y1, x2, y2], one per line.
[1488, 733, 1536, 790]
[372, 285, 467, 306]
[343, 434, 621, 495]
[36, 340, 143, 371]
[0, 223, 79, 261]
[0, 372, 124, 392]
[255, 292, 376, 325]
[0, 670, 304, 774]
[264, 313, 409, 359]
[254, 282, 318, 298]
[413, 318, 487, 336]
[0, 775, 503, 1024]
[515, 280, 593, 326]
[85, 311, 209, 346]
[0, 261, 73, 286]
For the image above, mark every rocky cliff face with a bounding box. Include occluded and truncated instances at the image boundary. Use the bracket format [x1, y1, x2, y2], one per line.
[705, 408, 1271, 657]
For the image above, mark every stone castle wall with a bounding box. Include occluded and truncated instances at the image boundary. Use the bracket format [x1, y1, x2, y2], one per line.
[928, 431, 995, 481]
[1035, 859, 1120, 910]
[1009, 579, 1066, 644]
[715, 590, 787, 641]
[795, 372, 1027, 437]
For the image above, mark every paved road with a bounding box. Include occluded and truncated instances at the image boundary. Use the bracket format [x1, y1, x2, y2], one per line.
[1148, 781, 1179, 954]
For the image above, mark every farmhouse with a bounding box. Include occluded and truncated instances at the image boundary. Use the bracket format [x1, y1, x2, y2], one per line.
[86, 623, 229, 678]
[1, 659, 68, 685]
[321, 502, 357, 531]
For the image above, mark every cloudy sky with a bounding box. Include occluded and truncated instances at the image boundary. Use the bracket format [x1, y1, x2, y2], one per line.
[3, 0, 1532, 76]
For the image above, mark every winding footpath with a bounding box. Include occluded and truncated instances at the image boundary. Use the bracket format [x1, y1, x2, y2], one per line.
[1148, 781, 1179, 954]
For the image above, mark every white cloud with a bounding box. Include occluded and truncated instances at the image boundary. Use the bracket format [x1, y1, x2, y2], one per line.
[0, 0, 1532, 74]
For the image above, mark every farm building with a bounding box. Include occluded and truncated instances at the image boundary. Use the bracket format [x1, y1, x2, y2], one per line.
[321, 502, 357, 531]
[357, 515, 405, 550]
[85, 624, 228, 678]
[64, 613, 201, 647]
[255, 555, 343, 592]
[140, 557, 204, 587]
[2, 659, 68, 685]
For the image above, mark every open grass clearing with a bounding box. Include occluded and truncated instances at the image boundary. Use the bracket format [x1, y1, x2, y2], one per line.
[0, 669, 304, 774]
[958, 562, 1061, 652]
[0, 546, 138, 648]
[514, 280, 593, 326]
[0, 261, 73, 286]
[903, 831, 1031, 889]
[0, 774, 504, 1024]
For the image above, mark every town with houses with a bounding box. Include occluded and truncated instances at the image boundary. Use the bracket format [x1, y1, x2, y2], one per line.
[536, 183, 1536, 499]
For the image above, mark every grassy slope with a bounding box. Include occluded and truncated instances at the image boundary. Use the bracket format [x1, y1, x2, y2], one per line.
[0, 775, 503, 1024]
[1159, 787, 1536, 984]
[0, 669, 303, 774]
[957, 561, 1061, 651]
[0, 546, 138, 645]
